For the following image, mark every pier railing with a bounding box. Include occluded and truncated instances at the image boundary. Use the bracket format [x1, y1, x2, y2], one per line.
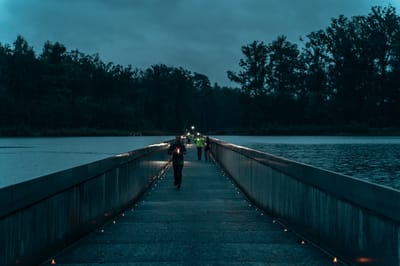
[0, 142, 170, 266]
[210, 138, 400, 265]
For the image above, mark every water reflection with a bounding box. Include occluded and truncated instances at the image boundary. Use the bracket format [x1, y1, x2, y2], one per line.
[215, 136, 400, 190]
[0, 136, 172, 188]
[246, 143, 400, 190]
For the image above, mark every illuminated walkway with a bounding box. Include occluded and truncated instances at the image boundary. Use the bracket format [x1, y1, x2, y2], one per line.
[46, 145, 344, 265]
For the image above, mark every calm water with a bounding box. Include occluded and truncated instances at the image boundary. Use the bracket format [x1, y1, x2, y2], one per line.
[0, 136, 173, 188]
[1, 136, 400, 190]
[217, 136, 400, 190]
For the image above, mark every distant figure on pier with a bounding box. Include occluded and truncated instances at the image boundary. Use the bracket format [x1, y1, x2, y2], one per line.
[204, 136, 211, 161]
[194, 134, 205, 160]
[168, 135, 187, 189]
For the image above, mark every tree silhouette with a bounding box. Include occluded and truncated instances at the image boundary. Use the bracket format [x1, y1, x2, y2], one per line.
[0, 5, 399, 136]
[227, 41, 269, 97]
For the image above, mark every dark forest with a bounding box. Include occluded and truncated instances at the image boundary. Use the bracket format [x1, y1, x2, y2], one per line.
[0, 6, 399, 136]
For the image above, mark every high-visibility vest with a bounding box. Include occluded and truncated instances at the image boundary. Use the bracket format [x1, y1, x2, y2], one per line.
[195, 137, 204, 147]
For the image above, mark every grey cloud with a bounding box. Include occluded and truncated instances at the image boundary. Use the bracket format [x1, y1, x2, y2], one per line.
[2, 0, 399, 86]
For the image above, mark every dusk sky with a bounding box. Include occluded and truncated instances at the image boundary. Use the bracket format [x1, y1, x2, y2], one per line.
[1, 0, 399, 87]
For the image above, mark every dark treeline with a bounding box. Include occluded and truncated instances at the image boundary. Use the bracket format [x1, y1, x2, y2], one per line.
[0, 5, 399, 136]
[0, 37, 240, 135]
[228, 5, 400, 131]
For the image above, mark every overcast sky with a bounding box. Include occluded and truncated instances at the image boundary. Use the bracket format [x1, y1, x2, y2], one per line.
[1, 0, 399, 87]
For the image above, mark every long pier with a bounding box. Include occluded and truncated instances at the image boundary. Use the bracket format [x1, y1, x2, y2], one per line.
[2, 138, 400, 265]
[43, 144, 337, 265]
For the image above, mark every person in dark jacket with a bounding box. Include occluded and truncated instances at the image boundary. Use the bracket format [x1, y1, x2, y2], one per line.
[168, 135, 187, 189]
[204, 136, 211, 161]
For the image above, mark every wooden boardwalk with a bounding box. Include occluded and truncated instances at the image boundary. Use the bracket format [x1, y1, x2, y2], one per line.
[44, 145, 345, 265]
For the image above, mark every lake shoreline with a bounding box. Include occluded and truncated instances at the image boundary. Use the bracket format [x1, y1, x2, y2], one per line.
[1, 126, 400, 137]
[210, 126, 400, 136]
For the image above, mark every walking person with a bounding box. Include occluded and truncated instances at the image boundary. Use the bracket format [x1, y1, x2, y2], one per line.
[168, 135, 187, 189]
[204, 136, 211, 161]
[194, 134, 205, 160]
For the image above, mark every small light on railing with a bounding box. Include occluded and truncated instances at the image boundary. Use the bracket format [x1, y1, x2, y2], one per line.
[273, 220, 276, 223]
[356, 257, 373, 263]
[122, 213, 125, 217]
[51, 258, 56, 264]
[100, 229, 104, 233]
[297, 239, 305, 245]
[283, 228, 288, 232]
[333, 257, 338, 263]
[115, 152, 129, 157]
[113, 220, 116, 224]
